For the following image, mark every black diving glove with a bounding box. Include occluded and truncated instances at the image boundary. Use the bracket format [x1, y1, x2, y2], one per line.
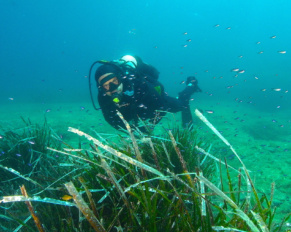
[186, 76, 201, 92]
[178, 76, 201, 103]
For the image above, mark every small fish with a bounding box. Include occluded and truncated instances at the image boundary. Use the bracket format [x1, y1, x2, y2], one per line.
[256, 41, 261, 44]
[0, 135, 3, 139]
[226, 27, 231, 30]
[138, 104, 147, 109]
[238, 70, 245, 74]
[61, 195, 73, 201]
[261, 88, 266, 91]
[186, 39, 191, 42]
[278, 51, 286, 54]
[231, 68, 239, 72]
[80, 106, 85, 110]
[190, 98, 194, 101]
[226, 86, 234, 89]
[180, 81, 185, 84]
[258, 51, 264, 54]
[46, 109, 51, 113]
[238, 55, 243, 58]
[272, 88, 281, 92]
[254, 76, 259, 79]
[285, 90, 289, 93]
[214, 24, 220, 27]
[183, 44, 188, 47]
[183, 32, 188, 35]
[16, 154, 21, 157]
[205, 110, 214, 114]
[270, 35, 276, 39]
[28, 141, 35, 145]
[8, 98, 14, 101]
[272, 119, 277, 123]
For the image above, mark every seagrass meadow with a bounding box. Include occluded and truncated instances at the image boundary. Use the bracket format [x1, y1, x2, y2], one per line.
[0, 105, 290, 232]
[2, 0, 291, 230]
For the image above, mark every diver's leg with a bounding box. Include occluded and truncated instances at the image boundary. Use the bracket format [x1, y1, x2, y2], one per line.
[162, 95, 193, 128]
[181, 107, 193, 128]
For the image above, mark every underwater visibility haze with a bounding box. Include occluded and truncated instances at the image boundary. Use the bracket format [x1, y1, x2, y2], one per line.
[0, 0, 290, 230]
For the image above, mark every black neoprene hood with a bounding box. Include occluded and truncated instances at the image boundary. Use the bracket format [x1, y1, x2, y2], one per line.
[95, 64, 121, 87]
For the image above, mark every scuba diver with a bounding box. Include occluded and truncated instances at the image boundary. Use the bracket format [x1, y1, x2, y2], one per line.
[89, 55, 201, 133]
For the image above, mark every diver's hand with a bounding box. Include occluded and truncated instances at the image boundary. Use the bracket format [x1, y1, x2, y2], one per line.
[186, 76, 202, 92]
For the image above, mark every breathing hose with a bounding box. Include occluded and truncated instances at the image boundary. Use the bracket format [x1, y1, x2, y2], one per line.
[88, 61, 100, 110]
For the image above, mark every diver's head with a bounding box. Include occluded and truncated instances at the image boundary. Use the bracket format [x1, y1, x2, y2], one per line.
[98, 73, 123, 97]
[95, 64, 123, 97]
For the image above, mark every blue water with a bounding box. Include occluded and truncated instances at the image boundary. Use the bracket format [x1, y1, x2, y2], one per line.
[0, 0, 291, 224]
[1, 0, 290, 110]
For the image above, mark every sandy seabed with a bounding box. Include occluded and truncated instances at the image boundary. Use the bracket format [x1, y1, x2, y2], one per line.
[1, 98, 290, 221]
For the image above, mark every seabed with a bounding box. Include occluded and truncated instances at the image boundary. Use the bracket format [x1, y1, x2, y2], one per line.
[0, 100, 290, 231]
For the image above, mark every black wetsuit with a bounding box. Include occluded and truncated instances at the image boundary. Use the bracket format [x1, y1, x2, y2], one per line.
[98, 74, 192, 131]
